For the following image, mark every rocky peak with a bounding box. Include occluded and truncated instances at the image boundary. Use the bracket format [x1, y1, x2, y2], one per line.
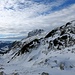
[27, 29, 44, 37]
[3, 21, 75, 61]
[45, 20, 75, 50]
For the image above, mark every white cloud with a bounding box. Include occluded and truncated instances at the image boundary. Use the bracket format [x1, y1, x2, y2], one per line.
[29, 4, 75, 30]
[0, 0, 75, 40]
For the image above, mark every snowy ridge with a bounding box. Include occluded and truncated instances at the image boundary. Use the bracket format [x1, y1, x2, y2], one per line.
[0, 21, 75, 75]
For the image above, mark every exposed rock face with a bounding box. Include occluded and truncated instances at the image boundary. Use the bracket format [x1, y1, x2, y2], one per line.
[11, 41, 22, 49]
[41, 72, 49, 75]
[59, 62, 65, 70]
[28, 29, 44, 37]
[0, 21, 75, 75]
[19, 39, 40, 54]
[3, 20, 75, 61]
[12, 73, 19, 75]
[0, 71, 6, 75]
[46, 21, 75, 50]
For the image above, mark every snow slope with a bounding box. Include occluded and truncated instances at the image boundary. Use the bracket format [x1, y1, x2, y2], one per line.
[0, 21, 75, 75]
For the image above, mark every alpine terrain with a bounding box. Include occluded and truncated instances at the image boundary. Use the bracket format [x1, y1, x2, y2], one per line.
[0, 20, 75, 75]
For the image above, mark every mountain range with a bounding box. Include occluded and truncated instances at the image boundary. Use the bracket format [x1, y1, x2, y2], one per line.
[0, 20, 75, 75]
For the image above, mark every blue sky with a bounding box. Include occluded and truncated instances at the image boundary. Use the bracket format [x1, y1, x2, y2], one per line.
[0, 0, 75, 41]
[33, 0, 75, 14]
[33, 0, 75, 4]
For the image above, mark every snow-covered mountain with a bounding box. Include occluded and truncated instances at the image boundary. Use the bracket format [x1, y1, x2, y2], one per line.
[0, 20, 75, 75]
[0, 41, 12, 54]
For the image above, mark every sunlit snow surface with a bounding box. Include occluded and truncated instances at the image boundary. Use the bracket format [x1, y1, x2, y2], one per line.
[0, 28, 75, 75]
[1, 43, 75, 75]
[0, 0, 75, 75]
